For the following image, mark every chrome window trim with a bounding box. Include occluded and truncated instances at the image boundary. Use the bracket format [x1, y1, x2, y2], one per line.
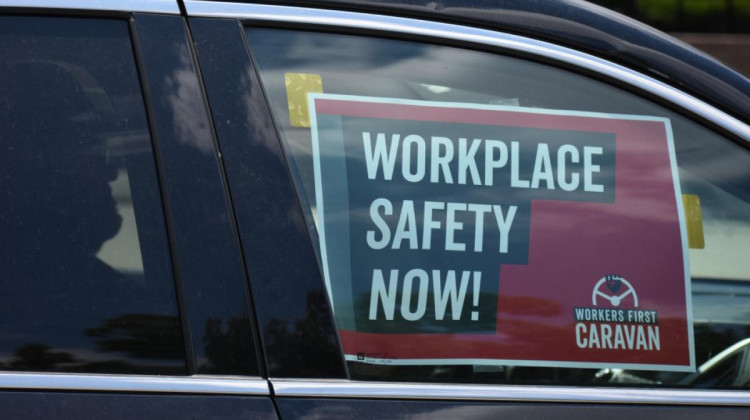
[0, 0, 180, 14]
[0, 373, 270, 395]
[272, 379, 750, 406]
[184, 0, 750, 143]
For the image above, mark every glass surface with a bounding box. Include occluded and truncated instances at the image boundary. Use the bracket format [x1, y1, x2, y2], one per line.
[133, 14, 263, 376]
[0, 16, 185, 374]
[189, 18, 347, 378]
[246, 28, 750, 388]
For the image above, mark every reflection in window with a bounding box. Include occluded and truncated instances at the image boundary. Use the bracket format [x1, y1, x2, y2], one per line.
[0, 17, 184, 374]
[247, 28, 750, 388]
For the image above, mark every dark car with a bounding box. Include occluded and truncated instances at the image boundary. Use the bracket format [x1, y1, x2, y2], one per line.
[0, 0, 749, 418]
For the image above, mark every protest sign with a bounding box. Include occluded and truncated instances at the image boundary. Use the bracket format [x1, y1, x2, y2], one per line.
[310, 94, 693, 371]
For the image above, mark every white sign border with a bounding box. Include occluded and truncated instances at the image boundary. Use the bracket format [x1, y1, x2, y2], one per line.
[308, 93, 695, 372]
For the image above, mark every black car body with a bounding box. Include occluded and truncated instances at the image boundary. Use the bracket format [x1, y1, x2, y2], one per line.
[0, 0, 749, 418]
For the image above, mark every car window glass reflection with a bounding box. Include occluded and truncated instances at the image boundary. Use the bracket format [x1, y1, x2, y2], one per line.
[246, 27, 750, 389]
[0, 17, 184, 374]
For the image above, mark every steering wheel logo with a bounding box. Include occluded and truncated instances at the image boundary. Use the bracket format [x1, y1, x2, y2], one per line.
[592, 274, 638, 307]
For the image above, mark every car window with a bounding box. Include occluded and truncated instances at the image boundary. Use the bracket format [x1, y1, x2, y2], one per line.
[0, 16, 185, 374]
[245, 27, 750, 389]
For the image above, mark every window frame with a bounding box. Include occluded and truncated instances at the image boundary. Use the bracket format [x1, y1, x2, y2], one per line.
[0, 0, 178, 14]
[185, 1, 750, 148]
[0, 0, 270, 397]
[185, 0, 750, 405]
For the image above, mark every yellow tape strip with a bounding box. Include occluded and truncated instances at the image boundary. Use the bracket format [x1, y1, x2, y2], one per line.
[682, 194, 705, 249]
[285, 72, 323, 128]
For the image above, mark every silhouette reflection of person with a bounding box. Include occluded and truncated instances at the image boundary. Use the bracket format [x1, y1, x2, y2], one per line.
[0, 61, 137, 371]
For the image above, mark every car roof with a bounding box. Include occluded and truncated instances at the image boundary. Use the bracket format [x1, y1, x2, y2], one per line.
[235, 0, 750, 125]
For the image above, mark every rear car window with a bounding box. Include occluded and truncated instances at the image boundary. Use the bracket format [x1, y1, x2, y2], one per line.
[246, 27, 750, 388]
[0, 16, 185, 374]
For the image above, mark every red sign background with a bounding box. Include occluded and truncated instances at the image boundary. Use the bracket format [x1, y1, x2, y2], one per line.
[313, 96, 693, 371]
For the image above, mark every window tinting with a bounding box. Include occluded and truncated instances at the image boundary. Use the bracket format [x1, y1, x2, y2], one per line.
[246, 27, 750, 388]
[0, 16, 185, 374]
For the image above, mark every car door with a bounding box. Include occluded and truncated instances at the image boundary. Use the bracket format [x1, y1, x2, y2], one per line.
[0, 2, 275, 418]
[186, 1, 750, 418]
